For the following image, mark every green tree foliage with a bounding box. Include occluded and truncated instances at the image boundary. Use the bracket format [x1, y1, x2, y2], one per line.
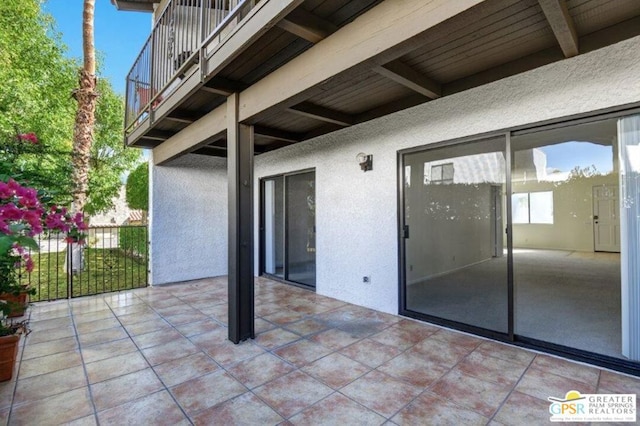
[126, 162, 148, 211]
[0, 0, 141, 215]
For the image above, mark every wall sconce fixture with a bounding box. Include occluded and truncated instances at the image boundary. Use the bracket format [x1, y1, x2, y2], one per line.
[356, 152, 373, 172]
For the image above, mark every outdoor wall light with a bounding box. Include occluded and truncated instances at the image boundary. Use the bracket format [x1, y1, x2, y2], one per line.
[356, 152, 373, 172]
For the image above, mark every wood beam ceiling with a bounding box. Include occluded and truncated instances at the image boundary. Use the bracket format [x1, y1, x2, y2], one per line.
[254, 126, 303, 144]
[287, 102, 354, 126]
[538, 0, 579, 58]
[374, 61, 441, 99]
[277, 8, 338, 43]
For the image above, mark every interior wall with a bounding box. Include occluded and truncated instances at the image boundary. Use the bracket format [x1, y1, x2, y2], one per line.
[149, 153, 228, 285]
[512, 174, 618, 251]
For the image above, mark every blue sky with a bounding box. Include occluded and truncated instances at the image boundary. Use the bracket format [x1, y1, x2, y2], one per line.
[43, 0, 152, 94]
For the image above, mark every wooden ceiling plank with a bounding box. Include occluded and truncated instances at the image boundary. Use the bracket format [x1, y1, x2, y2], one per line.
[538, 0, 579, 57]
[374, 60, 441, 99]
[277, 8, 338, 43]
[254, 125, 303, 143]
[287, 102, 354, 126]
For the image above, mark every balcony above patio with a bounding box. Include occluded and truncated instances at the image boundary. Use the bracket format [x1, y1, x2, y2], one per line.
[122, 0, 640, 162]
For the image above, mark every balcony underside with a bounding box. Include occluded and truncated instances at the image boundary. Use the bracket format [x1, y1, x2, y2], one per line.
[125, 0, 640, 162]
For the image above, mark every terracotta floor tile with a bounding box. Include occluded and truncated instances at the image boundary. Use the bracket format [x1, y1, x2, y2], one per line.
[598, 370, 640, 394]
[274, 339, 332, 368]
[174, 319, 222, 337]
[431, 329, 484, 352]
[515, 367, 596, 401]
[227, 353, 295, 389]
[66, 414, 98, 425]
[141, 338, 200, 366]
[75, 317, 121, 334]
[408, 338, 473, 368]
[22, 336, 78, 360]
[164, 311, 210, 326]
[378, 352, 450, 388]
[153, 352, 220, 387]
[78, 326, 129, 347]
[91, 368, 164, 411]
[493, 390, 551, 425]
[262, 309, 306, 326]
[531, 354, 600, 386]
[123, 318, 171, 336]
[188, 328, 229, 351]
[290, 392, 385, 425]
[81, 338, 138, 363]
[255, 317, 277, 333]
[73, 310, 115, 324]
[0, 380, 15, 410]
[253, 370, 334, 418]
[285, 319, 329, 336]
[256, 302, 286, 317]
[301, 353, 370, 389]
[339, 339, 402, 368]
[86, 351, 149, 384]
[192, 392, 283, 426]
[28, 317, 73, 332]
[475, 341, 535, 367]
[309, 329, 361, 351]
[255, 328, 301, 350]
[370, 326, 430, 351]
[454, 351, 527, 387]
[117, 311, 163, 326]
[111, 303, 154, 316]
[430, 370, 511, 417]
[9, 387, 93, 425]
[14, 365, 87, 404]
[18, 349, 83, 379]
[340, 370, 421, 418]
[132, 328, 184, 349]
[170, 371, 246, 415]
[391, 392, 488, 425]
[205, 340, 266, 367]
[25, 326, 75, 345]
[97, 390, 189, 426]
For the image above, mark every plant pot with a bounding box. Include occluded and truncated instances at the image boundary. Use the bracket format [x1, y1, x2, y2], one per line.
[0, 291, 28, 318]
[0, 334, 19, 382]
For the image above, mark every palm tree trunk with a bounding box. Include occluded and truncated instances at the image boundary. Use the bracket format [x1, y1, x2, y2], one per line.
[71, 0, 98, 214]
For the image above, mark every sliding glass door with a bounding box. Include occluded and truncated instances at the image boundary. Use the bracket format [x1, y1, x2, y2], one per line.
[401, 113, 640, 364]
[402, 137, 508, 333]
[262, 171, 316, 288]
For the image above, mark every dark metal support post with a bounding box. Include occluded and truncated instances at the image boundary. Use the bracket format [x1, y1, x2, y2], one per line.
[227, 92, 255, 343]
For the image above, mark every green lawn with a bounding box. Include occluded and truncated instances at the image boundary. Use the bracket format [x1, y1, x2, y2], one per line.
[23, 248, 148, 302]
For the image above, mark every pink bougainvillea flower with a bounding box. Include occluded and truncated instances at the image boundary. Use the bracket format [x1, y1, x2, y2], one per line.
[0, 203, 24, 221]
[24, 256, 34, 273]
[17, 133, 38, 144]
[0, 182, 12, 200]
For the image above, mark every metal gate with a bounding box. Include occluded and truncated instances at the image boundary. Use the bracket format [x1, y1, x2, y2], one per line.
[19, 226, 149, 302]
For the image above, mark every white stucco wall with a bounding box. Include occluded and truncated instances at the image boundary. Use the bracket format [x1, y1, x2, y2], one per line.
[149, 154, 228, 284]
[151, 35, 640, 313]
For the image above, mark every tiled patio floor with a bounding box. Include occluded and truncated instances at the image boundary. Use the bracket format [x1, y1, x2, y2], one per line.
[1, 276, 639, 425]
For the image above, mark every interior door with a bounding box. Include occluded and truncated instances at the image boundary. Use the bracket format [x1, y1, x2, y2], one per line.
[593, 184, 620, 252]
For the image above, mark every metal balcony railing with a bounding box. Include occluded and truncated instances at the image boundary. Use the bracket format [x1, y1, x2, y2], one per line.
[125, 0, 257, 133]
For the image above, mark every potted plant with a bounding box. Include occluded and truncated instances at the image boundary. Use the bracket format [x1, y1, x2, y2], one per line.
[0, 132, 88, 381]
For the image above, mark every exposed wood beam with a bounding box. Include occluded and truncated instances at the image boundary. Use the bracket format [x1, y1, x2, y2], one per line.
[277, 8, 338, 43]
[165, 111, 196, 124]
[239, 0, 485, 123]
[254, 126, 303, 144]
[302, 123, 346, 141]
[374, 60, 441, 99]
[200, 77, 246, 96]
[191, 145, 228, 157]
[287, 102, 354, 126]
[355, 93, 429, 124]
[143, 130, 175, 141]
[153, 106, 227, 165]
[538, 0, 579, 58]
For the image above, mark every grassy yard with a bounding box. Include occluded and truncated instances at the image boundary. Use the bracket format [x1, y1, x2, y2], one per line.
[22, 248, 148, 302]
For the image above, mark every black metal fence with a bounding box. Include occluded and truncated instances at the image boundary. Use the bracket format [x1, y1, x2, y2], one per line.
[18, 226, 149, 302]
